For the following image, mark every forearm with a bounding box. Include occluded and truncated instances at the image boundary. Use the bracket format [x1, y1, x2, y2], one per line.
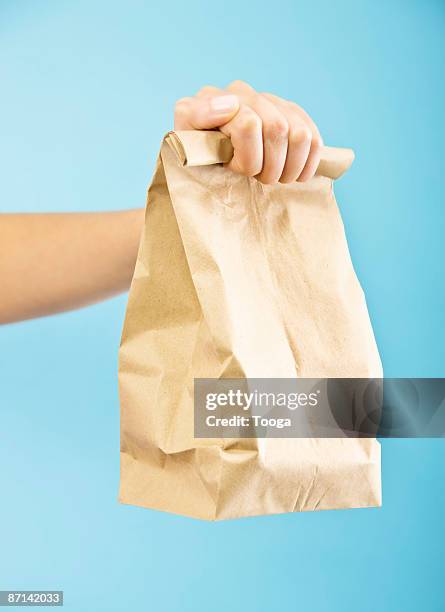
[0, 209, 144, 324]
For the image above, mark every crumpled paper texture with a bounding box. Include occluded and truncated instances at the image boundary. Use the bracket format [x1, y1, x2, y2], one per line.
[118, 130, 382, 520]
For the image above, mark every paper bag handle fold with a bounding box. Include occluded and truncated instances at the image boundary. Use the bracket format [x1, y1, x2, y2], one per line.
[166, 130, 354, 180]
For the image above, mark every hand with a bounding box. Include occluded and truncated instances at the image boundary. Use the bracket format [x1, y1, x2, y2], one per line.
[174, 80, 323, 184]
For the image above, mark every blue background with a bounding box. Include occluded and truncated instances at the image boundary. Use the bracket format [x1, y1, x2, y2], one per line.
[1, 1, 444, 610]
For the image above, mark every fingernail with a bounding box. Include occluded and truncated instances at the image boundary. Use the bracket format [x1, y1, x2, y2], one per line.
[210, 94, 239, 113]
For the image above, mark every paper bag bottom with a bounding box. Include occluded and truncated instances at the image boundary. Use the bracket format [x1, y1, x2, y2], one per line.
[119, 439, 381, 521]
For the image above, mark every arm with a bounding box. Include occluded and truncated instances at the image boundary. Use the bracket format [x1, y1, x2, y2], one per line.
[0, 209, 144, 324]
[1, 80, 321, 325]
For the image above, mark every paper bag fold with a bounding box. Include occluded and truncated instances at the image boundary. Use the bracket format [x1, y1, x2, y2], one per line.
[165, 130, 355, 179]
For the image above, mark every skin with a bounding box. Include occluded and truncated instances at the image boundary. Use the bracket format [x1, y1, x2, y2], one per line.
[175, 80, 323, 184]
[0, 81, 321, 324]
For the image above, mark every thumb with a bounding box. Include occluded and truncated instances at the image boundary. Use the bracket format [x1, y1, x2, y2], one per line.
[174, 94, 240, 130]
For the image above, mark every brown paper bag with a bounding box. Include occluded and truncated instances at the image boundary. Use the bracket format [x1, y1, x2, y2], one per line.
[118, 130, 382, 520]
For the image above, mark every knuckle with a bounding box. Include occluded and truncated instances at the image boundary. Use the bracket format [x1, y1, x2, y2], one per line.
[236, 110, 261, 136]
[289, 125, 312, 146]
[286, 100, 301, 112]
[228, 79, 248, 90]
[197, 85, 216, 97]
[260, 92, 281, 105]
[174, 97, 190, 115]
[265, 117, 289, 142]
